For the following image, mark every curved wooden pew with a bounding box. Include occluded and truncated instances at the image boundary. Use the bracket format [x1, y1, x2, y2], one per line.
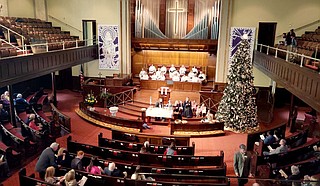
[254, 128, 309, 156]
[0, 123, 37, 156]
[68, 153, 227, 177]
[247, 122, 286, 151]
[16, 111, 54, 148]
[98, 133, 195, 155]
[256, 138, 320, 167]
[67, 136, 224, 167]
[0, 140, 21, 167]
[170, 121, 225, 136]
[51, 103, 71, 133]
[112, 130, 190, 146]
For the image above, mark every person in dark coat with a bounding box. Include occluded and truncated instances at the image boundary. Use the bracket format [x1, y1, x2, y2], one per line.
[14, 93, 30, 113]
[0, 104, 9, 122]
[182, 97, 193, 118]
[57, 148, 72, 168]
[263, 131, 276, 145]
[70, 150, 85, 171]
[35, 142, 59, 179]
[234, 144, 253, 186]
[155, 98, 164, 121]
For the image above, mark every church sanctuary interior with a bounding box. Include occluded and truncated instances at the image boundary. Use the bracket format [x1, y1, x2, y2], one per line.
[0, 0, 320, 185]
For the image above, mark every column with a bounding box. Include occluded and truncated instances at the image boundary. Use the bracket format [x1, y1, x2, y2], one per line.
[51, 72, 57, 106]
[7, 85, 16, 127]
[120, 0, 131, 75]
[34, 0, 47, 21]
[215, 0, 232, 83]
[0, 0, 8, 16]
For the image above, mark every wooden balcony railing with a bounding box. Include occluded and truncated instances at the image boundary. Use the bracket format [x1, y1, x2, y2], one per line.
[0, 45, 97, 87]
[253, 50, 320, 112]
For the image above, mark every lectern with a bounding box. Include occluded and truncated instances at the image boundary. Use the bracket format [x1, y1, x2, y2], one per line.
[158, 87, 171, 104]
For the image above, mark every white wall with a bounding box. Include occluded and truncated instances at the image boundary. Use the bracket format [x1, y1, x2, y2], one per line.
[46, 0, 121, 77]
[230, 0, 320, 87]
[8, 0, 35, 18]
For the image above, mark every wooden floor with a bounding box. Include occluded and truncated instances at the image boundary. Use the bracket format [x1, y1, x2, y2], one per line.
[2, 89, 297, 186]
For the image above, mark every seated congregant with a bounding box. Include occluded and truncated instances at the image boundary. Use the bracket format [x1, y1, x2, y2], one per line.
[57, 148, 72, 168]
[156, 71, 166, 81]
[164, 142, 177, 156]
[160, 65, 167, 74]
[139, 68, 149, 80]
[0, 94, 10, 107]
[191, 76, 199, 83]
[169, 64, 176, 78]
[188, 71, 197, 82]
[181, 75, 189, 82]
[104, 162, 127, 177]
[27, 114, 43, 131]
[86, 156, 103, 174]
[171, 71, 180, 82]
[263, 139, 288, 156]
[192, 66, 198, 76]
[263, 131, 276, 145]
[0, 104, 9, 123]
[198, 71, 206, 82]
[179, 65, 187, 75]
[148, 64, 156, 74]
[70, 150, 85, 171]
[15, 93, 30, 113]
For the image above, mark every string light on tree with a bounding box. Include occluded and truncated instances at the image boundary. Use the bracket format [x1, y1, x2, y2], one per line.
[215, 35, 259, 133]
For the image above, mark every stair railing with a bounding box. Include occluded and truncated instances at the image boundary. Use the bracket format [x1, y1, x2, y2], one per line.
[0, 24, 26, 53]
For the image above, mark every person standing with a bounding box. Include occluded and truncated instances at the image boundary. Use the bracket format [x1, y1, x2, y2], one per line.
[234, 144, 253, 186]
[182, 97, 193, 118]
[35, 142, 59, 179]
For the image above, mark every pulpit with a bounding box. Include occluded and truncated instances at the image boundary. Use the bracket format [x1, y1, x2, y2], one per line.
[158, 87, 171, 104]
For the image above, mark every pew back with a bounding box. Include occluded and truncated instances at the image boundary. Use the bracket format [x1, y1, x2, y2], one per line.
[98, 133, 195, 155]
[112, 130, 190, 146]
[67, 136, 224, 167]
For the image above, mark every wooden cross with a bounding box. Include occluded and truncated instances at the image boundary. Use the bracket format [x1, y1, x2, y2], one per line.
[168, 1, 185, 35]
[98, 72, 102, 78]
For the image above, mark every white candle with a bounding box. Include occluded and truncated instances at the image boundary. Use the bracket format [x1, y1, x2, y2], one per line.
[150, 96, 152, 105]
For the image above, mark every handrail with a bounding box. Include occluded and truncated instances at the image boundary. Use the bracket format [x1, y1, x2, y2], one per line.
[0, 38, 23, 51]
[0, 24, 25, 40]
[257, 43, 320, 74]
[276, 19, 320, 38]
[257, 43, 320, 62]
[48, 15, 82, 33]
[0, 24, 26, 53]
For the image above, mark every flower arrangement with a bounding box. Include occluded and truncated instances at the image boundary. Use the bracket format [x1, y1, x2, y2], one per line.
[84, 91, 97, 107]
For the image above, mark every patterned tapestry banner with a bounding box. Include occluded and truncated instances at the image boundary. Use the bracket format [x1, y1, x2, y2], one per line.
[98, 25, 120, 70]
[229, 27, 256, 63]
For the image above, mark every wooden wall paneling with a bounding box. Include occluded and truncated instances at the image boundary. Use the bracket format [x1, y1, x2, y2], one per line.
[187, 0, 195, 34]
[254, 51, 320, 112]
[0, 46, 97, 87]
[159, 0, 166, 34]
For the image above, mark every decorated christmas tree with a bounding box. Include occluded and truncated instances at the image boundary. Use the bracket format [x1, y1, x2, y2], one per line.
[215, 36, 259, 133]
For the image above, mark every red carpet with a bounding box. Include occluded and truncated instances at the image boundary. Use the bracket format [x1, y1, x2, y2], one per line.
[2, 89, 293, 186]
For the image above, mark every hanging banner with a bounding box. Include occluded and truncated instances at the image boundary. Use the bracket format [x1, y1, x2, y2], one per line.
[229, 27, 256, 63]
[98, 25, 120, 70]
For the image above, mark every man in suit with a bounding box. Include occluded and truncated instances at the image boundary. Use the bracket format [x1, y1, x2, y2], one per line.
[35, 142, 59, 179]
[234, 144, 253, 186]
